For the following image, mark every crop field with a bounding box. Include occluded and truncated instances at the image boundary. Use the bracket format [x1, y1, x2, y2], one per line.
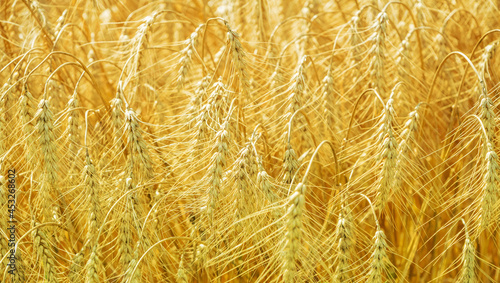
[0, 0, 500, 282]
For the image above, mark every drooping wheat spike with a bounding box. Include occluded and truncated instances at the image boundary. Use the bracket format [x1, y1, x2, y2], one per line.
[283, 142, 299, 185]
[480, 143, 499, 230]
[118, 178, 136, 270]
[394, 104, 420, 193]
[35, 98, 60, 222]
[53, 9, 67, 36]
[13, 248, 26, 283]
[257, 155, 278, 206]
[69, 249, 85, 282]
[118, 211, 133, 273]
[283, 182, 306, 283]
[477, 44, 497, 143]
[350, 11, 362, 68]
[125, 108, 154, 182]
[176, 253, 188, 283]
[367, 225, 390, 283]
[297, 0, 319, 56]
[129, 14, 156, 99]
[193, 243, 208, 270]
[110, 85, 124, 148]
[125, 241, 142, 283]
[395, 31, 411, 87]
[83, 154, 101, 244]
[287, 56, 307, 116]
[376, 93, 398, 210]
[332, 202, 354, 282]
[348, 11, 363, 93]
[235, 141, 258, 219]
[33, 224, 57, 282]
[369, 12, 388, 97]
[19, 86, 36, 163]
[206, 114, 232, 224]
[188, 75, 211, 125]
[22, 0, 55, 42]
[459, 220, 477, 283]
[207, 77, 228, 125]
[86, 244, 103, 283]
[479, 92, 496, 145]
[225, 22, 251, 101]
[177, 24, 204, 91]
[478, 42, 498, 79]
[67, 91, 80, 160]
[194, 102, 212, 149]
[35, 98, 58, 186]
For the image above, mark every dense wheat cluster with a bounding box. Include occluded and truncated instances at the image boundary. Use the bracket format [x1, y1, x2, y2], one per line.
[1, 0, 500, 282]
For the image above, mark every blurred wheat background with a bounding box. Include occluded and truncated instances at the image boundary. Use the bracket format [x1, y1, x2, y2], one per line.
[1, 0, 500, 282]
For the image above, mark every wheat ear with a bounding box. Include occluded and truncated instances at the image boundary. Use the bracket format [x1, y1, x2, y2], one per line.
[459, 219, 477, 283]
[395, 31, 411, 86]
[369, 12, 388, 97]
[22, 0, 55, 43]
[321, 68, 335, 133]
[67, 91, 80, 160]
[235, 141, 258, 219]
[376, 92, 398, 210]
[69, 249, 85, 282]
[118, 178, 135, 269]
[283, 182, 306, 283]
[225, 23, 251, 100]
[129, 14, 156, 99]
[83, 153, 102, 243]
[35, 98, 58, 186]
[19, 86, 36, 163]
[177, 24, 204, 91]
[188, 75, 211, 125]
[257, 155, 278, 206]
[207, 77, 228, 125]
[111, 84, 124, 147]
[480, 143, 499, 230]
[287, 56, 307, 116]
[367, 225, 390, 283]
[86, 244, 103, 283]
[478, 45, 497, 143]
[53, 9, 68, 36]
[394, 104, 420, 193]
[13, 248, 26, 282]
[349, 11, 362, 70]
[332, 202, 354, 282]
[207, 110, 233, 222]
[125, 108, 154, 182]
[125, 241, 142, 283]
[360, 194, 391, 283]
[33, 224, 57, 282]
[176, 253, 188, 283]
[283, 142, 299, 185]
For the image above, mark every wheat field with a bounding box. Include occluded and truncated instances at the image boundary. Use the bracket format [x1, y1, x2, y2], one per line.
[0, 0, 500, 282]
